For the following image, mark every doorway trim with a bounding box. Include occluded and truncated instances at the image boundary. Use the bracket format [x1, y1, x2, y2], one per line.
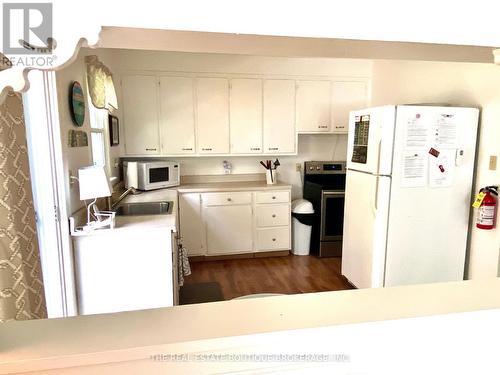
[23, 69, 77, 318]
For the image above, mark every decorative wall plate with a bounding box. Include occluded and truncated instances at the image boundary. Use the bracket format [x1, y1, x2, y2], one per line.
[70, 81, 85, 126]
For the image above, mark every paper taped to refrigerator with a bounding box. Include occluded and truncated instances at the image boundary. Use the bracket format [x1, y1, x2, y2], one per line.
[401, 151, 427, 187]
[429, 149, 455, 188]
[433, 114, 458, 149]
[405, 114, 430, 149]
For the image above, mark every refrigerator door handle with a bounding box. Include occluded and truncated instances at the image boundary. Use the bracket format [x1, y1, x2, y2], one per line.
[376, 140, 382, 175]
[371, 175, 379, 216]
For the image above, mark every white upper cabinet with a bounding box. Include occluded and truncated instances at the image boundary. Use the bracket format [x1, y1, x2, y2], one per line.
[263, 79, 296, 154]
[121, 73, 368, 157]
[196, 78, 230, 154]
[331, 80, 368, 134]
[296, 80, 332, 133]
[159, 76, 196, 154]
[229, 79, 263, 154]
[121, 75, 160, 155]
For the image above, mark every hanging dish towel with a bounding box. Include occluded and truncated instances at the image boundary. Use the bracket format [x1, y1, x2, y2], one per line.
[177, 241, 191, 286]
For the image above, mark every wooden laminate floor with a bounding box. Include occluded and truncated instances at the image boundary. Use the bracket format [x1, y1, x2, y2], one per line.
[183, 255, 353, 300]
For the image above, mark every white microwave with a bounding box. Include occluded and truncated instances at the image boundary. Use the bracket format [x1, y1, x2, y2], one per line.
[124, 161, 180, 190]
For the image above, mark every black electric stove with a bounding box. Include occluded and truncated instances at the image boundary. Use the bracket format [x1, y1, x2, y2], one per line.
[303, 161, 346, 257]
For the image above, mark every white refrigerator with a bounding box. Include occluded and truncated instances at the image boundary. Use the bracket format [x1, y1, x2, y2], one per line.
[341, 105, 479, 288]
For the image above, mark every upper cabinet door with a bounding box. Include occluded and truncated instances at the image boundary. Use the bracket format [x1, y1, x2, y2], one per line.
[229, 78, 263, 154]
[121, 75, 160, 155]
[159, 76, 195, 154]
[263, 79, 296, 154]
[331, 80, 368, 134]
[196, 78, 230, 154]
[296, 80, 332, 133]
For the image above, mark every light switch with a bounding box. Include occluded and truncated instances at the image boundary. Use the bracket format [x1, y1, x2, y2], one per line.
[489, 155, 497, 171]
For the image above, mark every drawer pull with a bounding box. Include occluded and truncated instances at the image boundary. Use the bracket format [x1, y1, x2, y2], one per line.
[272, 196, 276, 200]
[202, 148, 213, 151]
[272, 214, 276, 218]
[227, 198, 232, 202]
[272, 238, 276, 242]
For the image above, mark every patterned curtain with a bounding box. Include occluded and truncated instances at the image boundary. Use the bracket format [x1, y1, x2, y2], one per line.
[0, 91, 46, 322]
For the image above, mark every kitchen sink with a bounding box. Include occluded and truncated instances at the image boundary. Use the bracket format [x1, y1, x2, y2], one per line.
[114, 201, 173, 216]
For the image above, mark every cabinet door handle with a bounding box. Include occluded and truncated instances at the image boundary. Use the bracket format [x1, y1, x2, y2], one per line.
[318, 125, 328, 129]
[145, 148, 157, 151]
[182, 147, 193, 151]
[250, 147, 261, 151]
[272, 238, 276, 242]
[272, 214, 276, 218]
[227, 198, 232, 202]
[202, 148, 213, 151]
[272, 196, 276, 200]
[268, 147, 279, 151]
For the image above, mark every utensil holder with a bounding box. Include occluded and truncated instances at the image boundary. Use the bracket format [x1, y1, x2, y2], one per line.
[266, 169, 277, 185]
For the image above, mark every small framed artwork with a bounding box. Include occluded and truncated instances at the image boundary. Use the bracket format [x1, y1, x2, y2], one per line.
[108, 114, 119, 146]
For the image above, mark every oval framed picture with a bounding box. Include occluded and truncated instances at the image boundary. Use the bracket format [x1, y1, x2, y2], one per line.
[70, 81, 85, 126]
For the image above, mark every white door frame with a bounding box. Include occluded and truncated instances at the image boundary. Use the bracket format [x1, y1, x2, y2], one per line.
[23, 69, 77, 318]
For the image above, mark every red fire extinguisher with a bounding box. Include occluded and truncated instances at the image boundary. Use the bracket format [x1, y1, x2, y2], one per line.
[476, 186, 498, 230]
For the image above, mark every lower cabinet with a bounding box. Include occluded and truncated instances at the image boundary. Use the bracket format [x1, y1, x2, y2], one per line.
[178, 193, 205, 256]
[254, 190, 291, 251]
[255, 227, 290, 251]
[178, 189, 291, 257]
[204, 205, 253, 255]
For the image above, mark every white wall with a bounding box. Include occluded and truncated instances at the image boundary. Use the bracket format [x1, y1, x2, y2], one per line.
[371, 59, 500, 280]
[56, 49, 124, 214]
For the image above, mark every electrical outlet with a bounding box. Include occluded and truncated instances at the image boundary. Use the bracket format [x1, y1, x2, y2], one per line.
[296, 163, 302, 172]
[489, 155, 497, 171]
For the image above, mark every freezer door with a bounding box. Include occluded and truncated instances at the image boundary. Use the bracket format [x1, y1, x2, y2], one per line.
[384, 106, 479, 287]
[341, 170, 391, 288]
[347, 105, 396, 175]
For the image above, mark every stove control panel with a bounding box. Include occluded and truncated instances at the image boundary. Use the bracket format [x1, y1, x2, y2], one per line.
[304, 161, 346, 175]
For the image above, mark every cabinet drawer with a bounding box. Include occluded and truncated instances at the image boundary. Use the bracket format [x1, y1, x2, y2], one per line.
[255, 204, 290, 227]
[256, 227, 290, 251]
[203, 192, 252, 206]
[255, 190, 290, 204]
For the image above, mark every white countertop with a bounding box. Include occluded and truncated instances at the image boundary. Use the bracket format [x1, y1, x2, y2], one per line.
[175, 180, 292, 193]
[1, 278, 500, 373]
[71, 189, 179, 237]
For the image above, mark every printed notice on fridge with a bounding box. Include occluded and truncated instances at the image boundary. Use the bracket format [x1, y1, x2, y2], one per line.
[401, 151, 427, 187]
[405, 114, 429, 148]
[429, 149, 455, 188]
[433, 114, 458, 149]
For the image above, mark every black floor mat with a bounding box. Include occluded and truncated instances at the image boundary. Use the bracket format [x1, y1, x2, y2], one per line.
[179, 282, 224, 305]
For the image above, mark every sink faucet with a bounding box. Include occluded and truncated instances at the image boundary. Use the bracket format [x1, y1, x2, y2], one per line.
[110, 187, 140, 210]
